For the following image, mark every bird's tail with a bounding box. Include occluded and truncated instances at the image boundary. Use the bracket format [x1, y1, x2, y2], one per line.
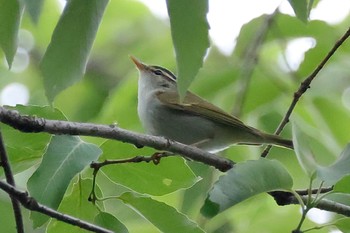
[263, 133, 294, 150]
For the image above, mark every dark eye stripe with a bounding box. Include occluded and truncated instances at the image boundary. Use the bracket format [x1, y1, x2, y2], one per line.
[151, 65, 177, 82]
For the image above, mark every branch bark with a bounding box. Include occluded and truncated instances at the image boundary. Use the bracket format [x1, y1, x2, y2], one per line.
[0, 106, 234, 172]
[232, 9, 278, 117]
[0, 129, 24, 233]
[261, 26, 350, 157]
[270, 191, 350, 217]
[0, 180, 113, 233]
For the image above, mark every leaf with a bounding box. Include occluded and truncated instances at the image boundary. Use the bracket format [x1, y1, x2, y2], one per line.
[27, 135, 102, 227]
[288, 0, 309, 23]
[317, 144, 350, 186]
[333, 218, 350, 233]
[324, 193, 350, 206]
[0, 196, 16, 233]
[292, 123, 318, 178]
[47, 179, 104, 232]
[0, 0, 21, 67]
[166, 0, 210, 99]
[23, 0, 44, 23]
[119, 192, 204, 233]
[100, 140, 199, 196]
[202, 158, 293, 217]
[293, 123, 350, 186]
[94, 212, 129, 233]
[180, 162, 214, 214]
[334, 175, 350, 194]
[40, 0, 109, 102]
[0, 105, 67, 177]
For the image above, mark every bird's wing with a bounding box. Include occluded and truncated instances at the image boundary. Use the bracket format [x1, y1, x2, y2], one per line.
[156, 91, 259, 133]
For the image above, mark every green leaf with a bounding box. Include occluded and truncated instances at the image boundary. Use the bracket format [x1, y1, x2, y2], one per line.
[324, 193, 350, 206]
[180, 162, 215, 215]
[47, 179, 103, 232]
[292, 123, 318, 178]
[119, 192, 204, 233]
[100, 140, 199, 196]
[4, 104, 67, 120]
[40, 0, 109, 102]
[293, 123, 350, 186]
[94, 212, 129, 233]
[288, 0, 309, 23]
[166, 0, 210, 99]
[23, 0, 44, 23]
[317, 144, 350, 186]
[0, 0, 21, 66]
[202, 158, 293, 217]
[0, 196, 16, 232]
[0, 105, 67, 177]
[27, 135, 102, 227]
[334, 218, 350, 233]
[334, 175, 350, 194]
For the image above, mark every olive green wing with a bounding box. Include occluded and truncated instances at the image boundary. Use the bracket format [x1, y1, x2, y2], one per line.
[156, 91, 294, 149]
[156, 91, 258, 133]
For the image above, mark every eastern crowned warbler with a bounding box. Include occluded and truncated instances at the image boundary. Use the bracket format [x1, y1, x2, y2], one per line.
[131, 56, 293, 153]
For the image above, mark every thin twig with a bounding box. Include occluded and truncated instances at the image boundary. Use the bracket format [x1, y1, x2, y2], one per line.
[91, 152, 172, 170]
[0, 129, 24, 233]
[232, 9, 278, 117]
[0, 180, 113, 233]
[88, 152, 172, 203]
[261, 26, 350, 157]
[0, 107, 234, 172]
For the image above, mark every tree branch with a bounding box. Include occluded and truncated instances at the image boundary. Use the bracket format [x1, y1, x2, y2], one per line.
[232, 9, 278, 117]
[0, 129, 24, 233]
[0, 180, 112, 233]
[270, 191, 350, 217]
[0, 107, 233, 172]
[295, 187, 333, 196]
[261, 26, 350, 157]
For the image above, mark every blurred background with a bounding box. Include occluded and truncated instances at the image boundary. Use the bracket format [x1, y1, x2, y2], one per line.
[1, 0, 350, 232]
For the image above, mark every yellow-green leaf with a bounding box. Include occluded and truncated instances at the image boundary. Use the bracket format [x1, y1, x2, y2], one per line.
[0, 0, 21, 66]
[166, 0, 210, 99]
[40, 0, 109, 102]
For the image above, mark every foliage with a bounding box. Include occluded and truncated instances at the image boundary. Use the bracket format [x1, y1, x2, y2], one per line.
[0, 0, 350, 233]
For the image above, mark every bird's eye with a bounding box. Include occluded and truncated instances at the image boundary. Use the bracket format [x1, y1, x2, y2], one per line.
[153, 70, 163, 76]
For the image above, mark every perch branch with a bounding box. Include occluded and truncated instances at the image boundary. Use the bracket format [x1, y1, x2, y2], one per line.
[0, 107, 233, 172]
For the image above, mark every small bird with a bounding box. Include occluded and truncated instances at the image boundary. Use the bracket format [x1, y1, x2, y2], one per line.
[131, 56, 293, 153]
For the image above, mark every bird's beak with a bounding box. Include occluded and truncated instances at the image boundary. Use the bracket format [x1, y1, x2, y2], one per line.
[130, 55, 147, 71]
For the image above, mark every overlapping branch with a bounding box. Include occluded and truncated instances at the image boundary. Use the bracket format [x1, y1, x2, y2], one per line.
[0, 180, 113, 233]
[270, 191, 350, 217]
[0, 130, 24, 233]
[261, 26, 350, 157]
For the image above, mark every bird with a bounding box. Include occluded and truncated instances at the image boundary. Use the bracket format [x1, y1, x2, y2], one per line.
[131, 56, 293, 153]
